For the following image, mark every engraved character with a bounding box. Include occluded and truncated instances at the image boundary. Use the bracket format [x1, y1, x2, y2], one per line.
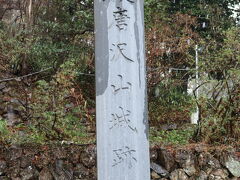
[112, 146, 137, 168]
[111, 75, 132, 94]
[113, 7, 130, 30]
[109, 106, 137, 133]
[110, 43, 134, 62]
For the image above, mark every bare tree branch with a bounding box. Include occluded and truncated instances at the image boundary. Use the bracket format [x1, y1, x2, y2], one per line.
[0, 67, 52, 83]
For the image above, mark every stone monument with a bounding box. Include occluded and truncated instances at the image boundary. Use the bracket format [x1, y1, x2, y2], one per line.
[94, 0, 150, 179]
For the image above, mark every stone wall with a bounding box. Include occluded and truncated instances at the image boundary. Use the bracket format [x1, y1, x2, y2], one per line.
[0, 144, 239, 180]
[150, 145, 240, 180]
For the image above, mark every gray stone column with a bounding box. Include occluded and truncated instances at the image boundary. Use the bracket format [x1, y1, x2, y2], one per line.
[94, 0, 150, 179]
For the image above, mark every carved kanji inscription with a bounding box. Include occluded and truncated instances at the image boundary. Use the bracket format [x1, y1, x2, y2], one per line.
[111, 75, 132, 94]
[112, 146, 137, 168]
[110, 43, 134, 62]
[113, 7, 130, 30]
[109, 106, 137, 133]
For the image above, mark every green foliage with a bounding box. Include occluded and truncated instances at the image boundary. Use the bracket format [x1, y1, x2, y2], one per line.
[149, 79, 194, 126]
[0, 0, 94, 74]
[0, 119, 44, 144]
[150, 126, 195, 146]
[0, 119, 9, 139]
[29, 61, 91, 143]
[193, 27, 240, 143]
[0, 0, 239, 146]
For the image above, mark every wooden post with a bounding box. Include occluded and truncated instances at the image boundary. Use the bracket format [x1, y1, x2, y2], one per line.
[94, 0, 150, 179]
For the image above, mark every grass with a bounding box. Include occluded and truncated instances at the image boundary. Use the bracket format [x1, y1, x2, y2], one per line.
[149, 124, 196, 146]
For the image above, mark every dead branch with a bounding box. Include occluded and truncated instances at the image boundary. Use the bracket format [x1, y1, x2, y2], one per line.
[0, 67, 52, 83]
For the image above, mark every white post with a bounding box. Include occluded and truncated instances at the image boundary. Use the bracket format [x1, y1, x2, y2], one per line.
[191, 45, 199, 124]
[94, 0, 150, 180]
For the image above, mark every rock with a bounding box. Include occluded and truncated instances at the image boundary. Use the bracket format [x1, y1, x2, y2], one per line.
[0, 83, 6, 91]
[8, 147, 22, 161]
[0, 176, 10, 180]
[54, 147, 67, 159]
[50, 160, 73, 180]
[80, 146, 96, 168]
[34, 153, 51, 169]
[8, 167, 21, 178]
[150, 149, 158, 161]
[69, 150, 81, 165]
[158, 148, 176, 171]
[91, 166, 97, 179]
[195, 144, 208, 153]
[11, 178, 21, 180]
[39, 167, 53, 180]
[20, 166, 39, 180]
[209, 169, 229, 180]
[170, 169, 189, 180]
[150, 162, 169, 177]
[208, 158, 221, 169]
[151, 171, 161, 179]
[0, 107, 5, 116]
[198, 152, 221, 170]
[4, 106, 21, 126]
[225, 157, 240, 177]
[196, 171, 208, 180]
[180, 157, 196, 176]
[230, 177, 239, 180]
[175, 150, 196, 176]
[20, 156, 32, 169]
[205, 168, 214, 176]
[73, 164, 89, 179]
[0, 160, 7, 175]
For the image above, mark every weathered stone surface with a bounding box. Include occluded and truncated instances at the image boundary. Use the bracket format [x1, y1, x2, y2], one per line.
[0, 176, 10, 180]
[8, 147, 22, 160]
[50, 160, 73, 180]
[34, 153, 51, 169]
[151, 171, 161, 179]
[0, 83, 6, 91]
[0, 144, 239, 180]
[54, 147, 68, 159]
[69, 148, 81, 165]
[80, 147, 96, 167]
[8, 167, 20, 178]
[175, 150, 196, 176]
[151, 162, 169, 177]
[151, 149, 158, 161]
[0, 160, 7, 175]
[170, 169, 189, 180]
[73, 164, 90, 179]
[225, 157, 240, 177]
[20, 156, 33, 169]
[198, 152, 221, 170]
[95, 1, 150, 180]
[39, 167, 53, 180]
[19, 166, 39, 180]
[208, 169, 229, 180]
[158, 148, 176, 171]
[230, 177, 239, 180]
[4, 105, 22, 126]
[11, 178, 21, 180]
[195, 144, 208, 153]
[196, 171, 208, 180]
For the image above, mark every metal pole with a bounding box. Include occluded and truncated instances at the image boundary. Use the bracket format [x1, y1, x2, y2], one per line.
[195, 45, 199, 100]
[191, 45, 199, 124]
[94, 0, 150, 179]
